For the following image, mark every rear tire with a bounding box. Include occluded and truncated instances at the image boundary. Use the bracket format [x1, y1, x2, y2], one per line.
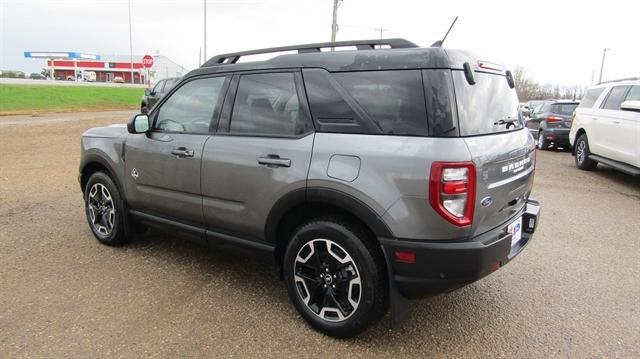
[537, 131, 550, 150]
[283, 218, 388, 338]
[574, 134, 598, 170]
[84, 172, 129, 246]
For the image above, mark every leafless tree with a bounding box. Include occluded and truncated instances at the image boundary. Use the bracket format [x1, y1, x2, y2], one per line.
[513, 65, 587, 102]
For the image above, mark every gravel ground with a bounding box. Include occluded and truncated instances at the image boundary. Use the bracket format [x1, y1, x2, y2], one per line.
[1, 111, 638, 357]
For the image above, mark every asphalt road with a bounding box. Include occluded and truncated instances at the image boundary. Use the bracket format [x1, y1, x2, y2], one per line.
[1, 111, 638, 357]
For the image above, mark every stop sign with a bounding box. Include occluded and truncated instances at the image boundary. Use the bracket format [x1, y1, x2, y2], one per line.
[142, 55, 154, 68]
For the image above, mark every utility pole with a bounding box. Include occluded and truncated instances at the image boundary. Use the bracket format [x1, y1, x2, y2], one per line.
[128, 0, 134, 84]
[598, 48, 610, 84]
[330, 0, 340, 43]
[204, 0, 207, 61]
[374, 27, 388, 40]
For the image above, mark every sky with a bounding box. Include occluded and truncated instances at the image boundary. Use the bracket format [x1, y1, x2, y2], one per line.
[1, 0, 639, 86]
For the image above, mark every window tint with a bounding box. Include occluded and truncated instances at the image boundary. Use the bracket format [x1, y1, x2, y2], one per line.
[452, 71, 522, 136]
[333, 70, 428, 136]
[152, 80, 165, 94]
[550, 103, 578, 116]
[579, 87, 605, 108]
[230, 73, 312, 136]
[422, 69, 458, 136]
[302, 69, 374, 134]
[602, 86, 630, 110]
[155, 76, 226, 133]
[229, 73, 313, 136]
[624, 85, 640, 101]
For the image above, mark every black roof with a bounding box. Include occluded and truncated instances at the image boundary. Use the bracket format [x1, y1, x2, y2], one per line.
[185, 38, 491, 79]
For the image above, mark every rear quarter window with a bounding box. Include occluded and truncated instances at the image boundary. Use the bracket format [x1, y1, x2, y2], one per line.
[332, 70, 428, 136]
[452, 71, 522, 136]
[579, 87, 605, 108]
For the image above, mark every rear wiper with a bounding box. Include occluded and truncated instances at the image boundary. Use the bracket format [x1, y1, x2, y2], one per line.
[493, 117, 520, 126]
[493, 117, 520, 128]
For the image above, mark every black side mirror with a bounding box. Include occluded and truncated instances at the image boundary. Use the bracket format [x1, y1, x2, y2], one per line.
[127, 114, 150, 134]
[144, 88, 150, 96]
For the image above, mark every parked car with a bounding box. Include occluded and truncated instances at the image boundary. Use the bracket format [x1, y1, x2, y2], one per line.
[112, 76, 124, 83]
[140, 77, 180, 113]
[29, 73, 46, 80]
[527, 100, 579, 150]
[78, 39, 541, 338]
[570, 80, 640, 175]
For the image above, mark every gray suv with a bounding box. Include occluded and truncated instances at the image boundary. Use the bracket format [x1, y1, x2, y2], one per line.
[79, 39, 541, 338]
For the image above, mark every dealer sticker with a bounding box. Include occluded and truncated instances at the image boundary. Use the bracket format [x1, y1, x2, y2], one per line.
[508, 217, 523, 247]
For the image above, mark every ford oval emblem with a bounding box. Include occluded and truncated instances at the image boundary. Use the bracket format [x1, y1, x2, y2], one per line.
[480, 196, 493, 207]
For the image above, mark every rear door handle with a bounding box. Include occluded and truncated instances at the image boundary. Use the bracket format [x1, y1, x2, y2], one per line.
[258, 155, 291, 168]
[171, 147, 195, 158]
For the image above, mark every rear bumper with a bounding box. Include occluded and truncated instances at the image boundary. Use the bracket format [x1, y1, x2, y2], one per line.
[381, 198, 541, 299]
[542, 128, 570, 144]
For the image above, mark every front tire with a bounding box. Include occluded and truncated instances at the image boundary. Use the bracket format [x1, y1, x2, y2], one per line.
[574, 134, 598, 170]
[84, 172, 129, 246]
[283, 218, 388, 338]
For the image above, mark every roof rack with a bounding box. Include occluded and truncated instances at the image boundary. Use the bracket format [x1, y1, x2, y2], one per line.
[201, 38, 418, 67]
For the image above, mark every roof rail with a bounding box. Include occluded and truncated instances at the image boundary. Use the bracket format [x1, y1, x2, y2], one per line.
[597, 77, 639, 85]
[201, 38, 418, 67]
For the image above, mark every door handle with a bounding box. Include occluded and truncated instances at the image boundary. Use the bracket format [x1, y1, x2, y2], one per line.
[258, 155, 291, 168]
[171, 147, 195, 158]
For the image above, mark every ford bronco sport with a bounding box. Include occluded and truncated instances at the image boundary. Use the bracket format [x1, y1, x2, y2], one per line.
[79, 39, 541, 338]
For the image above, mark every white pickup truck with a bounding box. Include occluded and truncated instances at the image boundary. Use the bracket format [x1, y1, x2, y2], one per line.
[570, 80, 640, 176]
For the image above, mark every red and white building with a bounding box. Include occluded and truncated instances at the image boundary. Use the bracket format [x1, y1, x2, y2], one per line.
[41, 54, 187, 84]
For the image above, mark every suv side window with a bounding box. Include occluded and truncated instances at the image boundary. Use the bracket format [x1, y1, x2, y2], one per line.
[601, 86, 630, 110]
[230, 72, 313, 136]
[333, 70, 428, 136]
[152, 80, 165, 94]
[155, 76, 227, 133]
[624, 85, 640, 101]
[422, 69, 458, 137]
[579, 87, 605, 108]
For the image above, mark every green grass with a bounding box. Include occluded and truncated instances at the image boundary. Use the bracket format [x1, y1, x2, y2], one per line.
[0, 84, 143, 113]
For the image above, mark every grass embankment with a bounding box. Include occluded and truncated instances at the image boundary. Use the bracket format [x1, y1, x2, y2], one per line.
[0, 84, 143, 115]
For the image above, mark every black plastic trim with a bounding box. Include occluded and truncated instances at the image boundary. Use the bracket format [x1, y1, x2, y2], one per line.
[305, 187, 393, 237]
[79, 153, 123, 193]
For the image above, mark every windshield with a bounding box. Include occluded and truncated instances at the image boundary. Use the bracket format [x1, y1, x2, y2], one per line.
[550, 103, 578, 116]
[452, 71, 523, 136]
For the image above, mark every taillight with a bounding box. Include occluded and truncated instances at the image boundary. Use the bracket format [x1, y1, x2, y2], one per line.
[429, 162, 476, 227]
[547, 116, 563, 123]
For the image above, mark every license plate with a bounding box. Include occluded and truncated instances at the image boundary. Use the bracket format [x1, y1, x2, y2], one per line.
[508, 217, 523, 247]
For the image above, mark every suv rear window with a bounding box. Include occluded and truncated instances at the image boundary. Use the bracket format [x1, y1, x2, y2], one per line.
[332, 70, 428, 136]
[452, 71, 522, 136]
[579, 87, 605, 108]
[550, 103, 578, 116]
